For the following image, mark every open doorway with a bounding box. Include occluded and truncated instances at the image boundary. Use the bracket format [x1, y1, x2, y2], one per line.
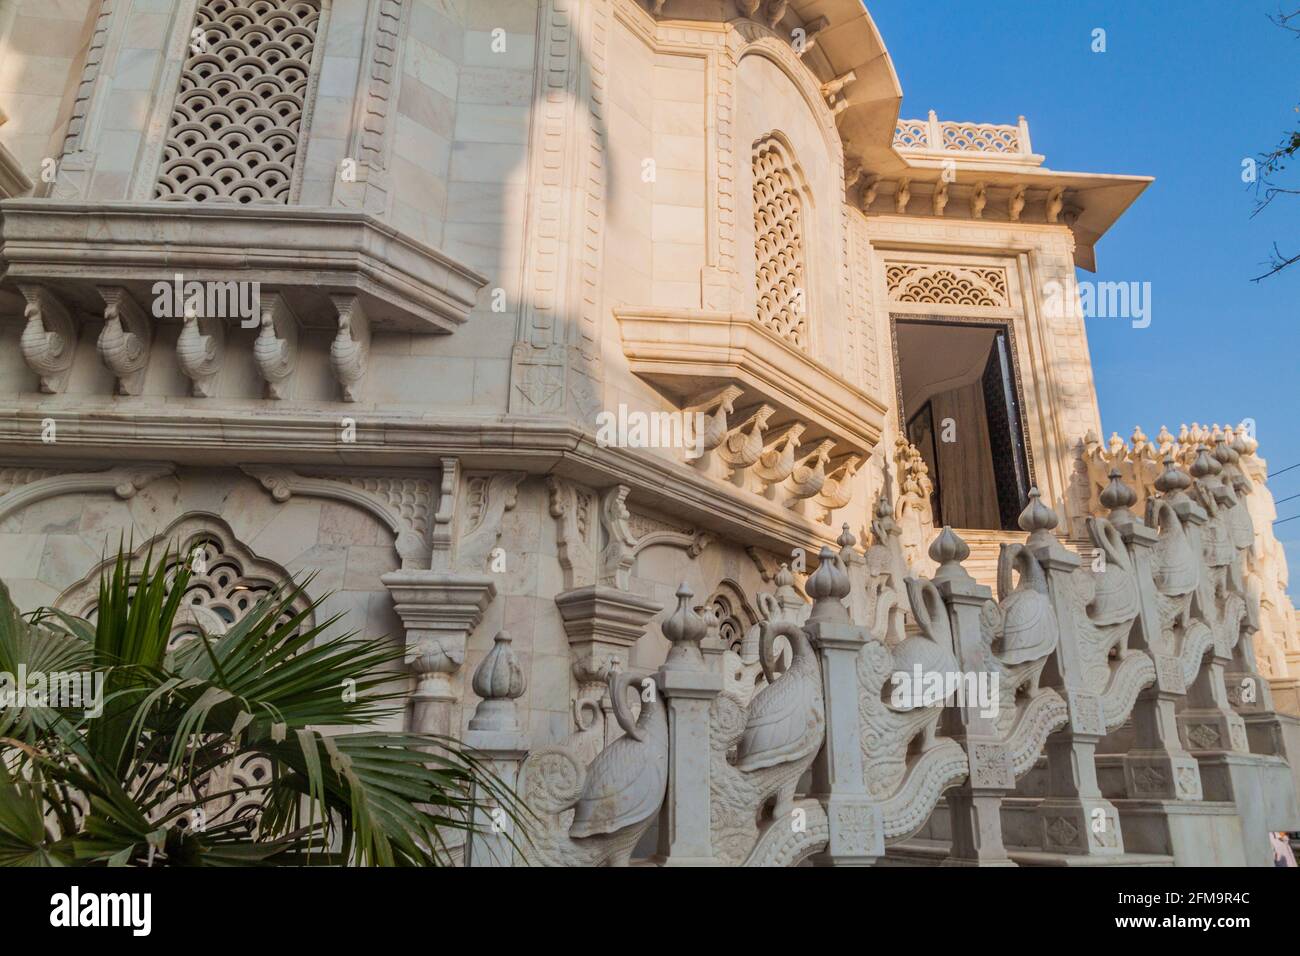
[892, 318, 1032, 531]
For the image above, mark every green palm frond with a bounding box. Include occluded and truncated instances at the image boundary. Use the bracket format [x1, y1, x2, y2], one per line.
[0, 542, 533, 866]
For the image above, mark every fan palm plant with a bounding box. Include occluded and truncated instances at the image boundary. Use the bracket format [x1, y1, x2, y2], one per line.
[0, 543, 530, 866]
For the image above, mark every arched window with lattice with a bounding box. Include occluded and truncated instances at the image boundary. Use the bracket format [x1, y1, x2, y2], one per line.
[56, 514, 313, 835]
[752, 134, 810, 351]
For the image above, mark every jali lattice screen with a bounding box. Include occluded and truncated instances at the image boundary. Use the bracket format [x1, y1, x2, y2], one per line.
[155, 0, 322, 203]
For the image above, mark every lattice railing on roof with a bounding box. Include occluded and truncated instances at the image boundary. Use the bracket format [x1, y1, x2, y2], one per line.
[893, 111, 1033, 157]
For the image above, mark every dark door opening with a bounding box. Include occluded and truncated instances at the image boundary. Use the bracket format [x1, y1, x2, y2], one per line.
[895, 319, 1031, 531]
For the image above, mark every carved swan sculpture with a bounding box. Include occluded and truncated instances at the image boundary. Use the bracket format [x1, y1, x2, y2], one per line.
[1146, 497, 1198, 598]
[992, 544, 1058, 667]
[736, 619, 823, 772]
[570, 670, 669, 844]
[1083, 517, 1139, 634]
[893, 578, 961, 708]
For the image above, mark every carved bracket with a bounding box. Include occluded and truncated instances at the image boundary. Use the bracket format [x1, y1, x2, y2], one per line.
[548, 476, 598, 590]
[253, 291, 299, 400]
[598, 485, 637, 590]
[329, 294, 370, 402]
[176, 312, 226, 398]
[96, 287, 152, 396]
[17, 285, 78, 394]
[431, 456, 460, 570]
[459, 472, 526, 574]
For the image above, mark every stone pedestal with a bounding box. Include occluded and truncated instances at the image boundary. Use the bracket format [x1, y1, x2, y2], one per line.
[653, 584, 722, 866]
[1107, 798, 1248, 865]
[654, 666, 722, 865]
[933, 532, 1016, 867]
[1194, 751, 1300, 865]
[462, 729, 530, 867]
[806, 620, 882, 866]
[463, 629, 529, 867]
[382, 570, 496, 736]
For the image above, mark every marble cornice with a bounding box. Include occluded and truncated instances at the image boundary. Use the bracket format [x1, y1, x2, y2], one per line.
[0, 408, 840, 558]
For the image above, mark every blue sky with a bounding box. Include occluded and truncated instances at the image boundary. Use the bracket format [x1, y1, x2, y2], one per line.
[869, 0, 1300, 592]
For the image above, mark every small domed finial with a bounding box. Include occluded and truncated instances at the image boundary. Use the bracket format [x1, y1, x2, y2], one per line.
[929, 525, 970, 566]
[1099, 469, 1137, 517]
[1213, 438, 1238, 468]
[468, 631, 527, 732]
[774, 562, 795, 588]
[662, 582, 707, 670]
[837, 522, 857, 555]
[929, 527, 974, 587]
[1236, 421, 1258, 456]
[1018, 487, 1059, 535]
[1154, 457, 1192, 498]
[1190, 445, 1219, 480]
[805, 545, 851, 623]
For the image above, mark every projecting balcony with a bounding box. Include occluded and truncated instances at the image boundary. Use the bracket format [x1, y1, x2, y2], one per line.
[615, 306, 888, 525]
[0, 200, 486, 333]
[0, 199, 488, 402]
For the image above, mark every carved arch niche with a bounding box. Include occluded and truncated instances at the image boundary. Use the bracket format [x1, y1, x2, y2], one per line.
[56, 512, 315, 649]
[54, 512, 310, 834]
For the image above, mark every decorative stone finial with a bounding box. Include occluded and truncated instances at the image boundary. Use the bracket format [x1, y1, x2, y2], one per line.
[1099, 469, 1137, 519]
[1213, 437, 1238, 468]
[661, 582, 707, 670]
[1235, 422, 1258, 457]
[929, 526, 975, 587]
[805, 545, 851, 623]
[698, 602, 722, 649]
[1190, 445, 1219, 480]
[837, 522, 858, 562]
[1155, 456, 1192, 500]
[929, 525, 970, 566]
[468, 631, 526, 732]
[1017, 487, 1059, 535]
[774, 562, 795, 589]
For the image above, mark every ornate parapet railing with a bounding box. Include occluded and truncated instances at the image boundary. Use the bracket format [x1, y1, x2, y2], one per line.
[466, 450, 1298, 866]
[893, 111, 1041, 163]
[1078, 422, 1300, 713]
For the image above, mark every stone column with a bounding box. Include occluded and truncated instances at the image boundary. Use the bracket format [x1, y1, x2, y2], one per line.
[931, 529, 1016, 866]
[806, 536, 881, 866]
[381, 570, 496, 737]
[1028, 486, 1126, 857]
[464, 631, 529, 867]
[654, 584, 722, 866]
